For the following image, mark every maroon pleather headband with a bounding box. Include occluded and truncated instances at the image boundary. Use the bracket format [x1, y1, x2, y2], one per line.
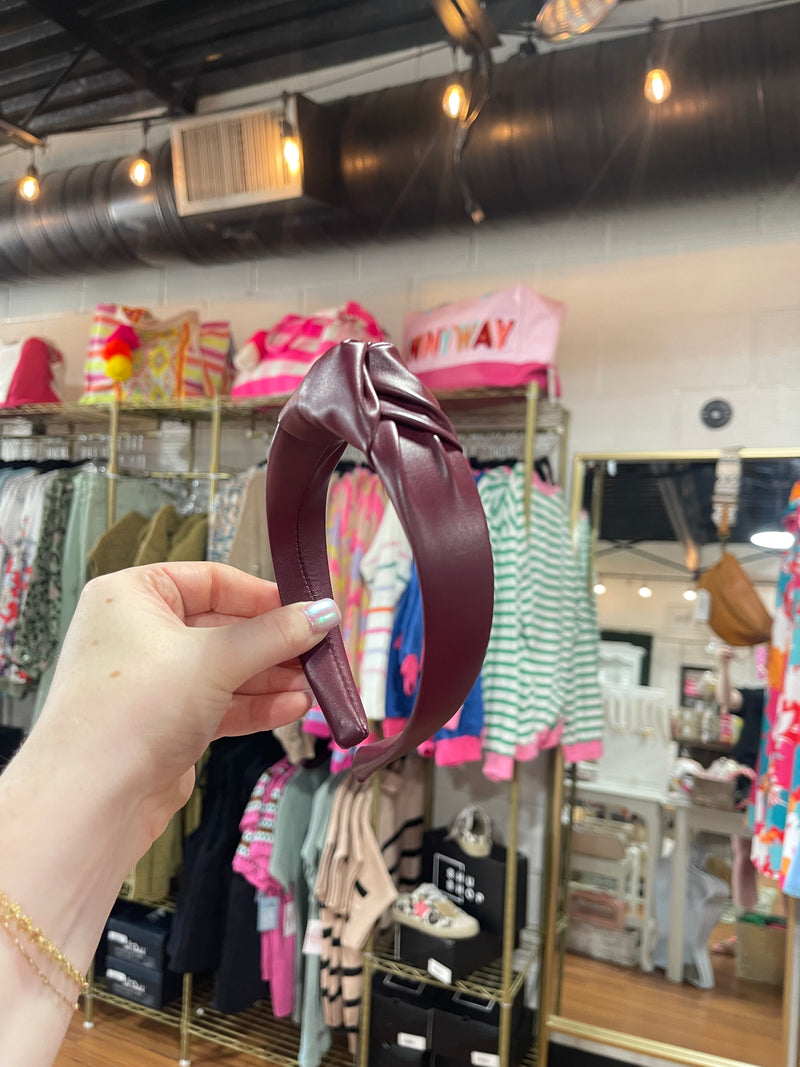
[265, 340, 494, 779]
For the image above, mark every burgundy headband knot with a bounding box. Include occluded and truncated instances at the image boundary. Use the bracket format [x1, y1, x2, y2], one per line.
[265, 340, 494, 779]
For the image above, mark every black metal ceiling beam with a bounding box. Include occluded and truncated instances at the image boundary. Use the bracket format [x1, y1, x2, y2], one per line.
[0, 114, 43, 147]
[23, 0, 196, 113]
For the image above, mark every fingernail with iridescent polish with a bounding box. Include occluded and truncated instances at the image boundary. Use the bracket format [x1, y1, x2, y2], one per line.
[303, 598, 341, 634]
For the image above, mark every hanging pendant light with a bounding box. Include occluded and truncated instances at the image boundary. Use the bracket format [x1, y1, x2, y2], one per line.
[442, 81, 468, 121]
[280, 93, 302, 177]
[129, 120, 152, 187]
[644, 19, 672, 104]
[18, 161, 39, 201]
[536, 0, 619, 42]
[442, 45, 469, 121]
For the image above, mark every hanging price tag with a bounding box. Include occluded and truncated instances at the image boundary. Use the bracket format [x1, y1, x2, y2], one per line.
[256, 894, 280, 933]
[302, 919, 324, 956]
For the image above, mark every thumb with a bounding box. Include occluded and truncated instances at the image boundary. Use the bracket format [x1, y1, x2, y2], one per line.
[212, 597, 341, 690]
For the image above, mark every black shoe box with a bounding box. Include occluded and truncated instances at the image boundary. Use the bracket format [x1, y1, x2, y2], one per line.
[106, 902, 173, 971]
[370, 972, 438, 1051]
[422, 828, 528, 941]
[432, 995, 535, 1066]
[104, 954, 182, 1010]
[395, 923, 502, 983]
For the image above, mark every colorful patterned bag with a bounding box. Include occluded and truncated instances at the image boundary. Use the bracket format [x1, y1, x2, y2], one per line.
[231, 301, 385, 399]
[81, 305, 232, 404]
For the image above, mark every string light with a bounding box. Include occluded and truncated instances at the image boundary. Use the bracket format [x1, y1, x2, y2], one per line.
[442, 81, 468, 121]
[638, 584, 653, 599]
[280, 94, 302, 177]
[18, 162, 39, 201]
[129, 121, 152, 187]
[644, 19, 672, 104]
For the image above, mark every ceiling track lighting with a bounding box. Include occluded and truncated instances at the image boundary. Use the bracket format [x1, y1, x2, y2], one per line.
[644, 18, 672, 104]
[18, 153, 39, 202]
[280, 92, 302, 178]
[535, 0, 619, 42]
[129, 120, 152, 187]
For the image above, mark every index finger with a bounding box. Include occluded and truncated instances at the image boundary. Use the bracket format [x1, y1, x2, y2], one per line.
[146, 561, 284, 620]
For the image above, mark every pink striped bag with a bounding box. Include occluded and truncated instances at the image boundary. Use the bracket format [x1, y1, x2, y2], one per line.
[81, 304, 232, 404]
[231, 301, 385, 399]
[403, 284, 564, 394]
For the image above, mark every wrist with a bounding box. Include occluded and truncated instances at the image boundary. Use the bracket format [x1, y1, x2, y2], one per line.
[0, 728, 144, 974]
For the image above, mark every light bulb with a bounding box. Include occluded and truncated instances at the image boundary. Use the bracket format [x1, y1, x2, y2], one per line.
[442, 82, 468, 121]
[18, 167, 39, 202]
[638, 585, 653, 599]
[644, 68, 672, 104]
[129, 155, 152, 187]
[683, 588, 697, 602]
[282, 135, 301, 176]
[751, 529, 794, 551]
[593, 582, 607, 596]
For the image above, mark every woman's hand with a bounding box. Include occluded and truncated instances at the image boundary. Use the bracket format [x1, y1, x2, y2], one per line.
[35, 561, 340, 850]
[0, 563, 340, 1064]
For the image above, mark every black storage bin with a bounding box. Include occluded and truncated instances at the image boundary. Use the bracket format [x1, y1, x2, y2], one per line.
[432, 998, 535, 1066]
[369, 972, 438, 1051]
[422, 828, 528, 940]
[395, 924, 502, 983]
[367, 1043, 432, 1067]
[104, 954, 182, 1009]
[106, 902, 173, 971]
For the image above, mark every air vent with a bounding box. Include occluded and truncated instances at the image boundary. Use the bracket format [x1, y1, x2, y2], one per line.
[171, 95, 337, 217]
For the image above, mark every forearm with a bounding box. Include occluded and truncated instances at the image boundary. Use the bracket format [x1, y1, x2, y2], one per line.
[0, 726, 144, 1067]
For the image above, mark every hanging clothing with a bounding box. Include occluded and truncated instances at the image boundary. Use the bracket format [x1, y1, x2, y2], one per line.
[299, 775, 339, 1067]
[751, 486, 800, 886]
[358, 502, 413, 721]
[269, 762, 331, 1024]
[226, 468, 275, 580]
[0, 470, 56, 690]
[12, 470, 74, 683]
[167, 733, 284, 977]
[303, 467, 386, 755]
[384, 563, 484, 766]
[478, 467, 602, 781]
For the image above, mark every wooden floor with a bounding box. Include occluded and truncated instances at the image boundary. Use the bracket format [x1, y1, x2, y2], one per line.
[55, 1003, 273, 1067]
[561, 934, 783, 1067]
[56, 933, 784, 1067]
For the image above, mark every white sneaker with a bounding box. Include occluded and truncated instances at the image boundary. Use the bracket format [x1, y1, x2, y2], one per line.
[447, 805, 492, 858]
[392, 883, 479, 939]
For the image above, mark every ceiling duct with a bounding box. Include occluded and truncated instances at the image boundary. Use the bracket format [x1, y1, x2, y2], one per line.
[0, 4, 796, 281]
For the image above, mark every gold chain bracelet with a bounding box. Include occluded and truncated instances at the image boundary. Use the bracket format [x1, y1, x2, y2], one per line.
[0, 889, 88, 1010]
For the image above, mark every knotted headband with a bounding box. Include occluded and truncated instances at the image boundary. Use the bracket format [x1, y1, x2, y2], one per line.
[265, 340, 494, 779]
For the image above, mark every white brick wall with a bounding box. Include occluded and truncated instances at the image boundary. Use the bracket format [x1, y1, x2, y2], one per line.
[1, 184, 796, 458]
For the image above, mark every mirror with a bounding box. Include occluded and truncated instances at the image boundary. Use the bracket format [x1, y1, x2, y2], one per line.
[551, 450, 800, 1067]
